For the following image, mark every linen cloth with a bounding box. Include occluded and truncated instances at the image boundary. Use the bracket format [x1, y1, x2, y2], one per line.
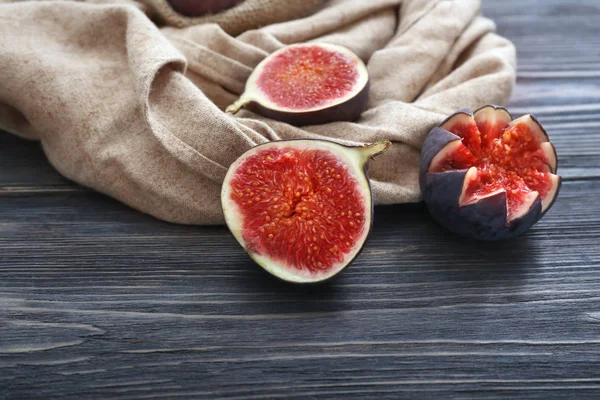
[0, 0, 516, 224]
[144, 0, 322, 35]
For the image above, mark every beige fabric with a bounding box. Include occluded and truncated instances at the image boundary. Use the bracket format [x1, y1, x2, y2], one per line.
[0, 0, 515, 225]
[144, 0, 322, 35]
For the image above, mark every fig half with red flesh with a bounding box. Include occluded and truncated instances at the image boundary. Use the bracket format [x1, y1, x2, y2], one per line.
[226, 43, 370, 126]
[222, 139, 390, 283]
[420, 105, 561, 240]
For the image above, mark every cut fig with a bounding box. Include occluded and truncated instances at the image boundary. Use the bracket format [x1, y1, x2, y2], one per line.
[420, 105, 561, 240]
[222, 139, 390, 283]
[226, 43, 370, 126]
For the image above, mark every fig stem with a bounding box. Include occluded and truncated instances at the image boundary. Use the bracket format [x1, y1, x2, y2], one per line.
[226, 98, 248, 115]
[359, 139, 391, 161]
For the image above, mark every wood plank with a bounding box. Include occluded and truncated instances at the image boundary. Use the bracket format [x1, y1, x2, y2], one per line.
[486, 1, 600, 181]
[483, 0, 600, 17]
[1, 1, 600, 399]
[1, 179, 599, 398]
[0, 132, 82, 192]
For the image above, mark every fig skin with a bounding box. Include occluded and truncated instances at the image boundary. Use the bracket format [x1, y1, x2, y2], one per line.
[243, 80, 370, 126]
[422, 169, 544, 241]
[167, 0, 243, 16]
[420, 105, 561, 241]
[221, 139, 390, 284]
[226, 43, 370, 126]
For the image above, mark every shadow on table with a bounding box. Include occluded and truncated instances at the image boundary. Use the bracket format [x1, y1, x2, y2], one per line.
[237, 203, 539, 308]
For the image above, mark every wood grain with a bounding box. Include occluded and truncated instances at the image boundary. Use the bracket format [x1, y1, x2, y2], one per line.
[1, 0, 600, 399]
[1, 181, 600, 399]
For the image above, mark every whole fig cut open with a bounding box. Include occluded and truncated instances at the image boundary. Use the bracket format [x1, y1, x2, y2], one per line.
[420, 105, 561, 240]
[222, 139, 390, 283]
[226, 43, 370, 126]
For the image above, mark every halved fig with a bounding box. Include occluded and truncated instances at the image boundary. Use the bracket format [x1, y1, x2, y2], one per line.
[226, 43, 370, 126]
[222, 139, 390, 283]
[420, 105, 561, 240]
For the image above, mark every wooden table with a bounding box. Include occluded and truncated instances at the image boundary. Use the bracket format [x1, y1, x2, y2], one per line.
[1, 1, 599, 398]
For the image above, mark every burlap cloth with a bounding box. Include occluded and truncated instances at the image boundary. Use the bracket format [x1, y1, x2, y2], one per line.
[0, 0, 515, 225]
[144, 0, 323, 35]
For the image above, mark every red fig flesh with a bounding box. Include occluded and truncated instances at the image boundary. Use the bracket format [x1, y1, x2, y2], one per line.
[226, 43, 370, 126]
[222, 139, 390, 283]
[420, 105, 561, 240]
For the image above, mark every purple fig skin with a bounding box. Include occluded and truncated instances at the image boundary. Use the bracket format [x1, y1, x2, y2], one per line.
[539, 177, 562, 218]
[423, 171, 543, 240]
[440, 108, 473, 127]
[167, 0, 243, 16]
[419, 127, 461, 191]
[420, 105, 560, 241]
[245, 80, 370, 126]
[528, 114, 550, 142]
[522, 112, 561, 211]
[474, 104, 511, 119]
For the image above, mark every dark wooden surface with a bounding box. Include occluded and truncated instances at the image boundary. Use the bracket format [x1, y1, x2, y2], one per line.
[1, 1, 600, 398]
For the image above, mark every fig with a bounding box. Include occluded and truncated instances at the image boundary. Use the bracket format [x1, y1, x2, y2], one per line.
[166, 0, 243, 16]
[226, 43, 369, 126]
[222, 139, 390, 283]
[420, 105, 561, 240]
